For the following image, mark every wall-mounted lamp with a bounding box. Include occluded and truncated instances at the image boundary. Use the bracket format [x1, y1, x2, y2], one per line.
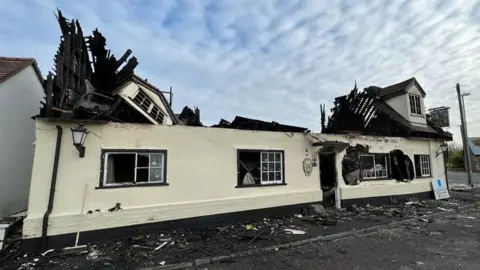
[436, 142, 448, 157]
[312, 154, 318, 167]
[71, 123, 89, 158]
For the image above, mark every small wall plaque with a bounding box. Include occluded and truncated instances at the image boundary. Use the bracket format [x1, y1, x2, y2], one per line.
[303, 158, 313, 176]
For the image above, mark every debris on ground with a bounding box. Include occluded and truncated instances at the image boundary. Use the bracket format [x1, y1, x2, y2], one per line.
[0, 195, 475, 269]
[41, 249, 54, 257]
[154, 242, 168, 251]
[457, 215, 476, 220]
[284, 229, 306, 235]
[108, 203, 122, 212]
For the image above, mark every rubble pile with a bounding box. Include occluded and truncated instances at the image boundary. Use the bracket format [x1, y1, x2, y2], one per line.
[0, 196, 473, 269]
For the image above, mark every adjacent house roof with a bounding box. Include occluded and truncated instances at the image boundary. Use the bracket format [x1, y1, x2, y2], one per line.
[0, 57, 43, 84]
[377, 77, 426, 99]
[468, 137, 480, 156]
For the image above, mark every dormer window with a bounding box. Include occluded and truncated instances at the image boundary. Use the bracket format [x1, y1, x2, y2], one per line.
[132, 89, 166, 124]
[409, 94, 422, 115]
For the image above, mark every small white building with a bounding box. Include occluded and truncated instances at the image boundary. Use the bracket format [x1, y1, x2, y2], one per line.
[0, 57, 44, 217]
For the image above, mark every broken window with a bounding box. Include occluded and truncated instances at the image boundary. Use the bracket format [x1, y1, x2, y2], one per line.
[102, 151, 167, 187]
[341, 144, 369, 185]
[360, 153, 389, 180]
[390, 150, 415, 182]
[237, 150, 284, 186]
[409, 94, 422, 115]
[132, 89, 165, 124]
[414, 154, 431, 177]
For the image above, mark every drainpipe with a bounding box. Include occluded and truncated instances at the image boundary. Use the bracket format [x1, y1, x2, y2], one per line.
[41, 125, 63, 251]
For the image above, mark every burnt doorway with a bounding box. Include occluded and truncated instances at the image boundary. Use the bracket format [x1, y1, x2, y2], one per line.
[320, 152, 336, 206]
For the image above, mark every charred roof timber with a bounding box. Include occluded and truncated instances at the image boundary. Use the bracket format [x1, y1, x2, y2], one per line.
[176, 106, 202, 126]
[320, 82, 452, 140]
[212, 116, 310, 133]
[37, 9, 146, 122]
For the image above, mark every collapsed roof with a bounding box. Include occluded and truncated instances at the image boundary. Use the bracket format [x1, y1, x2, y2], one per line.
[212, 116, 310, 133]
[321, 83, 452, 140]
[36, 9, 177, 124]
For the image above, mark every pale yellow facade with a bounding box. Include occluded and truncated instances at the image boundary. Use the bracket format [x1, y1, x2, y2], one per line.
[23, 119, 446, 240]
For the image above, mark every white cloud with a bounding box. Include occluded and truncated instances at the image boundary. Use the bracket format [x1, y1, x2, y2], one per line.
[1, 0, 480, 143]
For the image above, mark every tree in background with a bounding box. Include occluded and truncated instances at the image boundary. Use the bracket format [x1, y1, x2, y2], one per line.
[447, 143, 465, 170]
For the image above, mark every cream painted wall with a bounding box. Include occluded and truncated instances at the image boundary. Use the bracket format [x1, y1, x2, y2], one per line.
[0, 66, 44, 217]
[23, 120, 321, 238]
[24, 120, 446, 239]
[118, 82, 174, 125]
[311, 133, 445, 201]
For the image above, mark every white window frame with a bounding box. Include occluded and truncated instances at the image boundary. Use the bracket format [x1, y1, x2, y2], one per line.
[418, 155, 431, 177]
[409, 94, 422, 115]
[260, 151, 284, 185]
[102, 151, 166, 187]
[360, 154, 389, 180]
[133, 91, 153, 112]
[132, 90, 166, 124]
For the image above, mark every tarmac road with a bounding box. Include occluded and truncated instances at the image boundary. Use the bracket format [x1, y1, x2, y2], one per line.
[209, 204, 480, 270]
[447, 171, 480, 187]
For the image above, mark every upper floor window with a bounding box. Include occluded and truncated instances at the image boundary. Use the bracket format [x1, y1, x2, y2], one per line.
[132, 90, 165, 124]
[409, 94, 422, 115]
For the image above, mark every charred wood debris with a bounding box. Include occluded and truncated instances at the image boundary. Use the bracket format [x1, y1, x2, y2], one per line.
[2, 198, 469, 269]
[35, 9, 307, 133]
[322, 83, 451, 185]
[320, 83, 452, 140]
[39, 10, 139, 122]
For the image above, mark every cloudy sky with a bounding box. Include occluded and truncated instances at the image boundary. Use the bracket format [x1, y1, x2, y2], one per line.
[1, 0, 479, 143]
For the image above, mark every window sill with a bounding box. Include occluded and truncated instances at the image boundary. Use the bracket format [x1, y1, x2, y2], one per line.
[415, 175, 432, 179]
[361, 177, 391, 181]
[410, 113, 424, 118]
[235, 183, 287, 188]
[96, 182, 169, 189]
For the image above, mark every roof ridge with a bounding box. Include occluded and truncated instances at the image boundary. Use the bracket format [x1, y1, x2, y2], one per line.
[381, 77, 415, 89]
[0, 56, 36, 62]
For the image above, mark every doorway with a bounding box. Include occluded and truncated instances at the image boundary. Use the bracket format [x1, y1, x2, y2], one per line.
[319, 152, 336, 206]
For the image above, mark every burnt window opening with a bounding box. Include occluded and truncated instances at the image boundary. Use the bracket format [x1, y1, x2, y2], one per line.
[341, 144, 369, 186]
[237, 150, 284, 186]
[414, 155, 431, 177]
[389, 150, 415, 182]
[102, 151, 167, 187]
[132, 89, 165, 124]
[360, 153, 389, 180]
[409, 94, 422, 115]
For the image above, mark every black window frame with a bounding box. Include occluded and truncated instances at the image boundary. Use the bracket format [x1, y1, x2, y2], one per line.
[414, 154, 432, 178]
[98, 149, 169, 189]
[359, 153, 391, 181]
[236, 149, 286, 188]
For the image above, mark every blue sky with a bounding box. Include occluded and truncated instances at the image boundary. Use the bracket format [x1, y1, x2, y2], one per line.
[1, 0, 479, 143]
